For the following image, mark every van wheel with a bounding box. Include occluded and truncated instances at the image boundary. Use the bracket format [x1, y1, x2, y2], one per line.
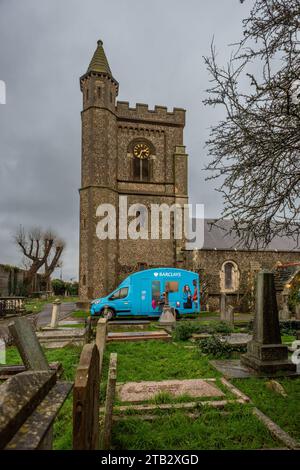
[175, 310, 180, 320]
[102, 308, 115, 320]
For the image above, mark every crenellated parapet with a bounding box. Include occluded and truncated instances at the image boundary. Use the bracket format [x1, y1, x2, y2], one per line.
[116, 101, 185, 126]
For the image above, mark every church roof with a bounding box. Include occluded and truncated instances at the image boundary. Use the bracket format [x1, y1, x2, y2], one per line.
[190, 218, 300, 252]
[87, 40, 112, 75]
[273, 263, 300, 291]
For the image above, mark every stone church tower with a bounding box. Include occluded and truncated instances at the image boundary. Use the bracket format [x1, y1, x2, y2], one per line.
[79, 40, 188, 300]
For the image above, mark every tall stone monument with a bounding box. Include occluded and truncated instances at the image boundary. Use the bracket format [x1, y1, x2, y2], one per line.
[241, 271, 296, 374]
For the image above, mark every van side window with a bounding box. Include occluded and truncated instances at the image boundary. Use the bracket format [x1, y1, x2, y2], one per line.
[119, 287, 128, 299]
[165, 281, 179, 292]
[152, 281, 160, 303]
[110, 287, 128, 300]
[110, 290, 120, 300]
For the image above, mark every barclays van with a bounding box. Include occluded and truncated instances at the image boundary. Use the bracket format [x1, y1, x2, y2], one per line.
[90, 268, 200, 319]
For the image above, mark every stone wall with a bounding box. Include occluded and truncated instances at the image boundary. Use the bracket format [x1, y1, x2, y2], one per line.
[184, 249, 300, 312]
[0, 265, 42, 297]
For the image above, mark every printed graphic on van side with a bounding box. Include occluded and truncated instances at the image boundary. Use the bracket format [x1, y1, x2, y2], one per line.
[90, 267, 200, 319]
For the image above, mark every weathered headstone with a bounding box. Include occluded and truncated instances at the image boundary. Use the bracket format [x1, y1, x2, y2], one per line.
[84, 316, 92, 344]
[279, 290, 291, 320]
[0, 370, 72, 450]
[73, 343, 100, 450]
[225, 304, 234, 326]
[50, 299, 61, 328]
[295, 304, 300, 320]
[102, 353, 117, 450]
[158, 305, 176, 328]
[241, 271, 296, 374]
[8, 317, 49, 371]
[220, 293, 227, 321]
[96, 317, 107, 372]
[117, 379, 224, 403]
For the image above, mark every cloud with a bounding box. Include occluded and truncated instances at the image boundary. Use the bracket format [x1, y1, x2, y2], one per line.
[0, 0, 251, 279]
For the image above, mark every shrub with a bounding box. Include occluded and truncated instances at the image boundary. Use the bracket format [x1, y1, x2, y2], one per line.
[172, 322, 199, 341]
[210, 321, 233, 334]
[172, 320, 233, 341]
[51, 279, 66, 296]
[65, 281, 79, 296]
[197, 335, 247, 358]
[197, 335, 234, 358]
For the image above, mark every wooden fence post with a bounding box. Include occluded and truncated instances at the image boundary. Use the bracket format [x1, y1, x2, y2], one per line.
[96, 318, 107, 372]
[73, 343, 100, 450]
[102, 353, 117, 450]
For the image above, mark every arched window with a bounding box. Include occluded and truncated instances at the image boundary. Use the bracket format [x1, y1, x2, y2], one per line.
[220, 261, 239, 292]
[133, 155, 149, 181]
[224, 262, 234, 289]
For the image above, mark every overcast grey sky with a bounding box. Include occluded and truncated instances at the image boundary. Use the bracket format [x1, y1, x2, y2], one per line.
[0, 0, 252, 280]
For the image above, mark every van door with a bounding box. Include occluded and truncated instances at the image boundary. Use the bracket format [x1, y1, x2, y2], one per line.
[108, 287, 131, 315]
[138, 279, 149, 315]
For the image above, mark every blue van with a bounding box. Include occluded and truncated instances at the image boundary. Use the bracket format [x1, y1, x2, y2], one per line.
[90, 267, 200, 319]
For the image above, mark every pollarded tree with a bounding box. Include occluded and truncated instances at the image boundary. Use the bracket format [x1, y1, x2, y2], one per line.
[204, 0, 300, 247]
[15, 226, 65, 292]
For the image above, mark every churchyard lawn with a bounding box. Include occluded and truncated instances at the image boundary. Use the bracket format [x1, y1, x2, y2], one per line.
[4, 328, 299, 450]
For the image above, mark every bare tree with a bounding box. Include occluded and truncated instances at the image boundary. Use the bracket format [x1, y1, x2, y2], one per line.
[204, 0, 300, 247]
[15, 226, 65, 292]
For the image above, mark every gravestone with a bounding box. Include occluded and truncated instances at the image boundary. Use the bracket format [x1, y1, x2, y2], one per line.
[117, 379, 224, 403]
[225, 304, 234, 326]
[0, 370, 71, 449]
[158, 305, 176, 328]
[73, 343, 100, 450]
[279, 290, 291, 320]
[96, 317, 107, 372]
[50, 299, 61, 328]
[9, 317, 49, 371]
[102, 353, 117, 450]
[241, 271, 296, 374]
[220, 293, 227, 321]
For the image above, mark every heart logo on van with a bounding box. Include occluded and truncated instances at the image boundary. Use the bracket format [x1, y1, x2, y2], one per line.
[154, 272, 159, 277]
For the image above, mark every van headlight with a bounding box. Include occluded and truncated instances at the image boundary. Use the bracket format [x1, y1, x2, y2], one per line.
[92, 299, 102, 305]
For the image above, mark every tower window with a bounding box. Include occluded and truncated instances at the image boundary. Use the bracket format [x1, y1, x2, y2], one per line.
[133, 156, 149, 181]
[86, 89, 89, 101]
[82, 274, 86, 286]
[110, 92, 113, 103]
[98, 87, 101, 98]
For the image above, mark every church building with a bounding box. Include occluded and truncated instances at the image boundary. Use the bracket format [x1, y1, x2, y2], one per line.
[79, 40, 300, 312]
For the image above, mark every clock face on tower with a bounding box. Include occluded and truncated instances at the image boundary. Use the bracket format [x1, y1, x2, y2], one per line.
[133, 142, 151, 159]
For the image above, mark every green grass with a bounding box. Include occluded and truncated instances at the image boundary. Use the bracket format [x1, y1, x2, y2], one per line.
[111, 404, 280, 450]
[4, 337, 299, 450]
[233, 377, 300, 442]
[71, 309, 89, 319]
[103, 341, 220, 383]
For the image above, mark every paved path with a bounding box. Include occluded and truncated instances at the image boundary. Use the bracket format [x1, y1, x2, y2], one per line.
[34, 302, 77, 327]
